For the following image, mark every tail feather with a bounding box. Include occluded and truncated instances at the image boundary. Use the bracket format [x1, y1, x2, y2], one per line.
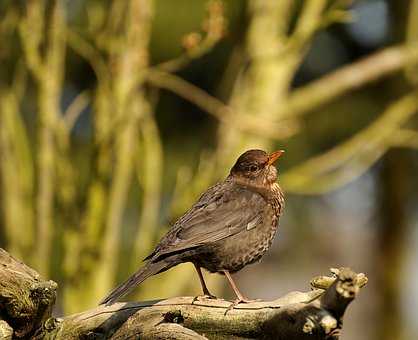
[99, 260, 169, 305]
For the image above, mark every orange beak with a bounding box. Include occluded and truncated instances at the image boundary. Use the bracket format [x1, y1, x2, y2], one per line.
[267, 150, 285, 165]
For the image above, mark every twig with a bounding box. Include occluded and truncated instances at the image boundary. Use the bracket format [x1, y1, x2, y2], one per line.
[288, 0, 328, 50]
[147, 70, 298, 140]
[63, 90, 90, 130]
[390, 129, 418, 149]
[283, 44, 418, 117]
[66, 28, 109, 85]
[281, 91, 418, 194]
[155, 0, 226, 73]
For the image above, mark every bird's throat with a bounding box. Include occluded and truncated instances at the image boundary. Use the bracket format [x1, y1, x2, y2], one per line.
[233, 176, 282, 202]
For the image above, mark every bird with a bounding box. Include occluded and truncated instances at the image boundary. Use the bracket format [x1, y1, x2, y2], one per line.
[100, 149, 285, 306]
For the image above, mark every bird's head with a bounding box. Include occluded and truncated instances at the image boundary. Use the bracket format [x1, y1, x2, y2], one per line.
[230, 149, 284, 187]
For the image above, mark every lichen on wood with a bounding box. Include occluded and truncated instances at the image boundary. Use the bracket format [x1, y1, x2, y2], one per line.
[0, 248, 367, 339]
[0, 249, 57, 338]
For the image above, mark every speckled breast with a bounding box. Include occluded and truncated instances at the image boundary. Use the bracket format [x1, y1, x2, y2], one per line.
[197, 202, 281, 273]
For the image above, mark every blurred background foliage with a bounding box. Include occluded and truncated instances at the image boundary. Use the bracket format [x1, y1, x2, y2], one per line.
[1, 0, 418, 339]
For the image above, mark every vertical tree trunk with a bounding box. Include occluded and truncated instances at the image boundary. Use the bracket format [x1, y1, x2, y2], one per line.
[376, 150, 409, 340]
[376, 1, 413, 338]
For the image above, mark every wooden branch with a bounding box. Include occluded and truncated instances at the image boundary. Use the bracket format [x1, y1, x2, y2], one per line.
[284, 44, 418, 117]
[147, 70, 298, 140]
[154, 1, 226, 73]
[0, 248, 367, 339]
[0, 249, 57, 338]
[281, 91, 418, 194]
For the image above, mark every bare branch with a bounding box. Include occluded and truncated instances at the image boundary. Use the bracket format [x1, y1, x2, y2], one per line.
[63, 90, 90, 130]
[405, 0, 418, 84]
[289, 0, 328, 49]
[66, 29, 109, 85]
[390, 129, 418, 149]
[147, 70, 298, 140]
[281, 92, 418, 194]
[50, 269, 365, 339]
[283, 44, 418, 117]
[155, 0, 226, 73]
[0, 248, 367, 339]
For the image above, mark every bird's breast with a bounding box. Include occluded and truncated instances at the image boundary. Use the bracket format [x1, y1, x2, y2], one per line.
[197, 203, 281, 273]
[269, 182, 284, 217]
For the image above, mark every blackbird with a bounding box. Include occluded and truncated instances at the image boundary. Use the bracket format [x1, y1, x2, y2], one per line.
[100, 149, 285, 306]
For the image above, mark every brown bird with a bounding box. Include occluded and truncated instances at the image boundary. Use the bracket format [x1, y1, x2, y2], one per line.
[100, 149, 285, 306]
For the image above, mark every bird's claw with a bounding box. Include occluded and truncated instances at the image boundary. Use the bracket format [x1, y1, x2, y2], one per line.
[224, 297, 262, 315]
[192, 294, 217, 304]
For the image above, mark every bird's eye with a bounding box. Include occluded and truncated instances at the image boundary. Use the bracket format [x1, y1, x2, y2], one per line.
[249, 165, 258, 172]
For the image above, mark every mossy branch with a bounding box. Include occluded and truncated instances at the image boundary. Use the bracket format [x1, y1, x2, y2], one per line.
[0, 248, 367, 339]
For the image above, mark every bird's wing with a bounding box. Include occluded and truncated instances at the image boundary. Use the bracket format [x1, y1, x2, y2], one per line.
[152, 182, 266, 259]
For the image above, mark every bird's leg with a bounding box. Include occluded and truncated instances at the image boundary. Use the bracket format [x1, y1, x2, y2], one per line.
[193, 263, 217, 301]
[223, 270, 254, 302]
[223, 270, 261, 313]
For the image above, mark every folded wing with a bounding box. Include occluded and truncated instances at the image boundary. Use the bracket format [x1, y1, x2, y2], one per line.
[150, 183, 266, 260]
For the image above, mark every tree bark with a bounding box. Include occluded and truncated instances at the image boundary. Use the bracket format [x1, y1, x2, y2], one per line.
[0, 248, 367, 339]
[0, 248, 57, 338]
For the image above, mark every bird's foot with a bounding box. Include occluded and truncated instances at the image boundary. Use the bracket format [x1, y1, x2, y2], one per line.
[192, 293, 217, 304]
[224, 297, 262, 315]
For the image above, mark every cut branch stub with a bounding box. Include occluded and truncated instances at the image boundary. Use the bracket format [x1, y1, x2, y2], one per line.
[320, 267, 361, 321]
[310, 268, 368, 291]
